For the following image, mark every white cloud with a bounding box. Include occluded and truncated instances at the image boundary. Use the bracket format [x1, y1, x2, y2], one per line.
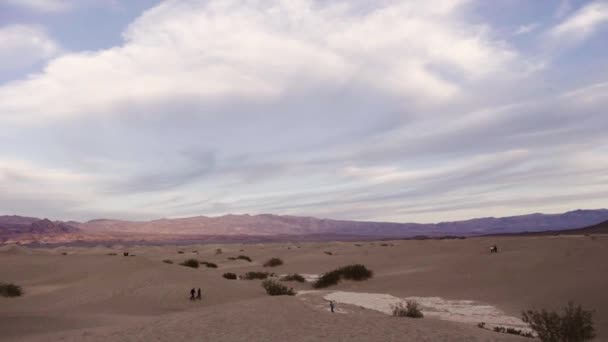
[0, 0, 519, 123]
[2, 0, 71, 12]
[551, 1, 608, 41]
[0, 24, 60, 72]
[514, 23, 538, 36]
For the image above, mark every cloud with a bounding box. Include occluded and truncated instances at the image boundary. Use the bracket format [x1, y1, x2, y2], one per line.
[0, 0, 606, 222]
[550, 1, 608, 41]
[0, 24, 60, 72]
[514, 23, 538, 36]
[0, 0, 519, 124]
[2, 0, 72, 12]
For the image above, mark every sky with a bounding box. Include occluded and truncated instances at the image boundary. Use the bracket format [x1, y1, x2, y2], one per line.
[0, 0, 607, 223]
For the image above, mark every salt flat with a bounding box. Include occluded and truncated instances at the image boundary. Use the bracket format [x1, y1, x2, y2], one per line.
[1, 235, 607, 341]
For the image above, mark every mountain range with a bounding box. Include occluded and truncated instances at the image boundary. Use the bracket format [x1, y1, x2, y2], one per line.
[1, 209, 607, 245]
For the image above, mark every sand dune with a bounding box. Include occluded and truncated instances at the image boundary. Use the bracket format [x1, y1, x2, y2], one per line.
[1, 235, 607, 341]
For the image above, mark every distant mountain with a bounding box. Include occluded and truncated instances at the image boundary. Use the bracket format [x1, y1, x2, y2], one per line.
[2, 209, 607, 245]
[75, 209, 608, 237]
[0, 217, 81, 244]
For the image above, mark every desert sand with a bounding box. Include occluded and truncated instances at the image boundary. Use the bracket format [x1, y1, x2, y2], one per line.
[1, 235, 607, 341]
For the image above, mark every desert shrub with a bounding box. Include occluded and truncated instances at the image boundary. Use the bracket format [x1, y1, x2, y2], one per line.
[162, 259, 173, 264]
[380, 243, 389, 247]
[477, 322, 486, 329]
[340, 264, 373, 280]
[405, 300, 423, 318]
[236, 255, 252, 262]
[261, 280, 295, 296]
[180, 259, 200, 268]
[494, 327, 506, 333]
[227, 257, 236, 260]
[0, 283, 22, 297]
[200, 261, 218, 268]
[107, 252, 117, 256]
[223, 272, 237, 280]
[263, 258, 283, 267]
[61, 252, 68, 255]
[354, 244, 362, 247]
[313, 264, 373, 288]
[392, 301, 423, 318]
[313, 269, 342, 288]
[522, 302, 595, 342]
[392, 302, 408, 317]
[281, 273, 305, 282]
[177, 251, 184, 254]
[243, 271, 270, 280]
[324, 251, 333, 255]
[215, 248, 222, 254]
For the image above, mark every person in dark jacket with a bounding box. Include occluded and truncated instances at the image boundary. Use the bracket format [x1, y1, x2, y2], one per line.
[190, 288, 196, 301]
[196, 288, 202, 300]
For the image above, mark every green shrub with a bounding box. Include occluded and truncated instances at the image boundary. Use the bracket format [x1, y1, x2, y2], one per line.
[522, 302, 595, 342]
[281, 273, 305, 282]
[180, 259, 199, 268]
[262, 280, 295, 296]
[243, 271, 270, 280]
[200, 261, 218, 268]
[0, 283, 23, 297]
[223, 272, 237, 280]
[263, 258, 283, 267]
[162, 259, 173, 264]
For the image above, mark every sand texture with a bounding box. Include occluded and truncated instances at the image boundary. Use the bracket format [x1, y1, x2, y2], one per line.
[1, 235, 607, 341]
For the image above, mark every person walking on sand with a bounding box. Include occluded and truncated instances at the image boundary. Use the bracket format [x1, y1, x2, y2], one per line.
[329, 300, 335, 313]
[196, 288, 202, 300]
[190, 288, 196, 301]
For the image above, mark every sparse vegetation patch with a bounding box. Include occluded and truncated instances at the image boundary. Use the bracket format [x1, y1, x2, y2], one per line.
[200, 261, 218, 268]
[0, 283, 23, 297]
[392, 301, 423, 318]
[162, 259, 173, 264]
[262, 280, 295, 296]
[313, 264, 373, 288]
[263, 257, 283, 267]
[236, 255, 252, 262]
[243, 271, 271, 280]
[180, 258, 199, 268]
[280, 273, 305, 282]
[223, 272, 237, 280]
[522, 302, 595, 342]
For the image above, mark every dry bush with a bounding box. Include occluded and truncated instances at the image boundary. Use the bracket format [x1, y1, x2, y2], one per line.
[262, 280, 295, 296]
[522, 302, 595, 342]
[281, 274, 305, 282]
[263, 258, 283, 267]
[223, 272, 237, 280]
[180, 259, 199, 268]
[0, 283, 22, 297]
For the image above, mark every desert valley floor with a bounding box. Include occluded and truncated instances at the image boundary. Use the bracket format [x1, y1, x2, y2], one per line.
[1, 235, 607, 341]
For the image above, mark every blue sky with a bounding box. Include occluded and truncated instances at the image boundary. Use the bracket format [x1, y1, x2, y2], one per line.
[0, 0, 607, 222]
